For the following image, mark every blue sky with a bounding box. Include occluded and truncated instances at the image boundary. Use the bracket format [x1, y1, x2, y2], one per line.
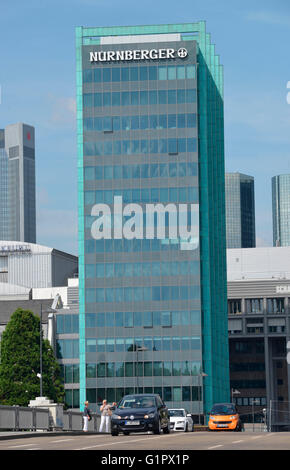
[0, 0, 290, 254]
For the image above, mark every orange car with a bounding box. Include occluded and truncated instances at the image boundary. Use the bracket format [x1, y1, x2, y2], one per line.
[208, 403, 244, 431]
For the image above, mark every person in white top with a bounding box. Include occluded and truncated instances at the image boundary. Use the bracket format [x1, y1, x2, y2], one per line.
[99, 399, 112, 433]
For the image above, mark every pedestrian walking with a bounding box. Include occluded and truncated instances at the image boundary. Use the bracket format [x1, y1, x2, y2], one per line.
[99, 399, 112, 433]
[83, 401, 92, 432]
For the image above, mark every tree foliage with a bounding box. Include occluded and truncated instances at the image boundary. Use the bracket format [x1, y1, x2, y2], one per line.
[0, 308, 64, 406]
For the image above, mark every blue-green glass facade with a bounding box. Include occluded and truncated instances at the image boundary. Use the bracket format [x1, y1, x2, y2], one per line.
[272, 174, 290, 247]
[76, 22, 229, 416]
[225, 173, 256, 249]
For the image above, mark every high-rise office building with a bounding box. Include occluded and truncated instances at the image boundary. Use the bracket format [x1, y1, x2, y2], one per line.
[76, 22, 230, 415]
[225, 173, 256, 249]
[272, 174, 290, 247]
[0, 129, 9, 240]
[0, 123, 36, 243]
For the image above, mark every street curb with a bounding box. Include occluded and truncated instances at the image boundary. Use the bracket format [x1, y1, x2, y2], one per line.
[0, 427, 209, 440]
[0, 431, 108, 441]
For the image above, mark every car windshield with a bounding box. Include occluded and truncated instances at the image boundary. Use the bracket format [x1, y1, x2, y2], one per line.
[118, 396, 156, 409]
[210, 404, 236, 415]
[169, 410, 185, 417]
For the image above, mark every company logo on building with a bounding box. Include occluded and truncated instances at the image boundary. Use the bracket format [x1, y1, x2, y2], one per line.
[0, 245, 31, 256]
[89, 48, 188, 63]
[177, 48, 188, 58]
[276, 285, 290, 294]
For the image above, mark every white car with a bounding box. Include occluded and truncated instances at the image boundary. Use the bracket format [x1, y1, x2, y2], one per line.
[169, 409, 194, 432]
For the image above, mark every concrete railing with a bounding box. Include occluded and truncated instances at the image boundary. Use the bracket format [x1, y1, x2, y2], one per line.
[0, 405, 101, 432]
[0, 405, 50, 431]
[63, 410, 101, 432]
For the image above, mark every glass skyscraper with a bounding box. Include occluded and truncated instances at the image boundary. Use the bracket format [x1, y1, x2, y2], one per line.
[0, 130, 9, 240]
[76, 22, 229, 416]
[0, 123, 36, 243]
[272, 174, 290, 246]
[225, 173, 256, 249]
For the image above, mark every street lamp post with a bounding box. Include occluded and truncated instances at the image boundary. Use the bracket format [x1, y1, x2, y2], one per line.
[231, 388, 241, 403]
[40, 303, 43, 397]
[198, 372, 208, 425]
[252, 399, 260, 432]
[39, 304, 56, 397]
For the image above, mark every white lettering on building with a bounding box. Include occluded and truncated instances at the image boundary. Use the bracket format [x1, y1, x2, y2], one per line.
[89, 48, 186, 62]
[0, 245, 31, 255]
[276, 285, 290, 294]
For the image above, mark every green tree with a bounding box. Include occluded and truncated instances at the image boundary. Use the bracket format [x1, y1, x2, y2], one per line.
[0, 308, 64, 406]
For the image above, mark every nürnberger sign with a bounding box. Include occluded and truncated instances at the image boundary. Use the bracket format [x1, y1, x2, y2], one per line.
[89, 47, 188, 63]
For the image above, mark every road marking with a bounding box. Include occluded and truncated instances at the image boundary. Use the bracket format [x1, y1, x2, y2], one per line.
[8, 443, 38, 449]
[50, 438, 74, 443]
[76, 433, 177, 450]
[232, 440, 244, 444]
[77, 437, 157, 450]
[208, 444, 224, 450]
[251, 435, 263, 439]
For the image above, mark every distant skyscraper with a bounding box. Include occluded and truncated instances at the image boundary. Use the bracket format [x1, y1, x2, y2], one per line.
[0, 123, 36, 243]
[272, 174, 290, 247]
[225, 173, 256, 249]
[0, 129, 9, 240]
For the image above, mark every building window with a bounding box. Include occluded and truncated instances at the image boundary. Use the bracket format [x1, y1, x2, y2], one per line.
[268, 325, 285, 333]
[231, 380, 266, 389]
[228, 299, 242, 314]
[89, 386, 201, 405]
[65, 389, 80, 409]
[56, 339, 79, 359]
[61, 364, 80, 384]
[56, 314, 79, 334]
[83, 64, 196, 84]
[266, 298, 285, 314]
[245, 298, 263, 314]
[234, 397, 266, 407]
[246, 318, 264, 334]
[89, 360, 201, 378]
[86, 363, 96, 378]
[234, 341, 250, 353]
[230, 362, 265, 372]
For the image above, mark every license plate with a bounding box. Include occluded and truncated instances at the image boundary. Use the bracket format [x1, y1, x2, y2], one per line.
[125, 420, 140, 426]
[217, 424, 228, 428]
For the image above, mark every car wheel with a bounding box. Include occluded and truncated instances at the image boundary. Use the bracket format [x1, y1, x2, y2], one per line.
[234, 423, 242, 432]
[123, 431, 130, 436]
[163, 422, 170, 434]
[154, 419, 162, 435]
[111, 431, 119, 437]
[185, 423, 188, 432]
